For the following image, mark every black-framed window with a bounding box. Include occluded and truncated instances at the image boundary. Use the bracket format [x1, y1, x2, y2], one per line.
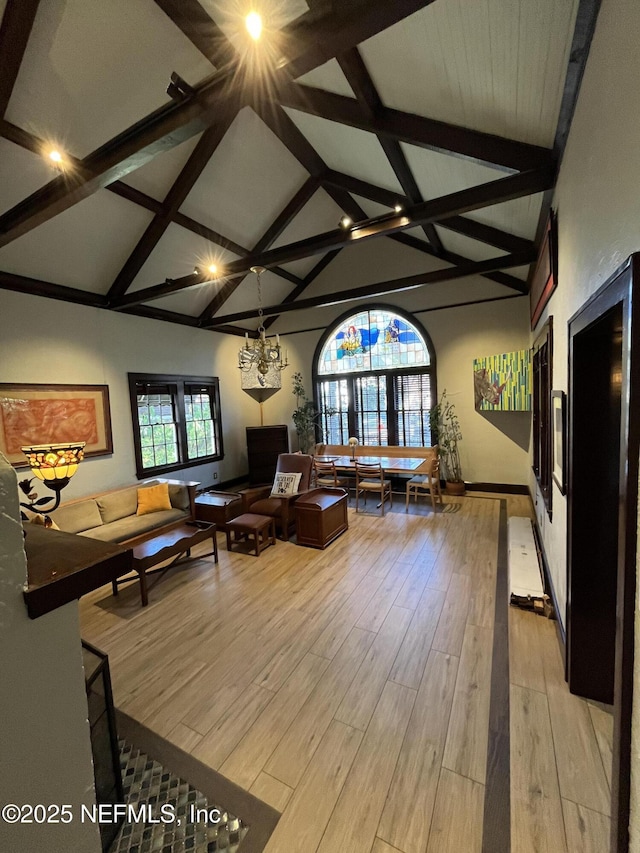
[532, 317, 553, 518]
[128, 374, 223, 478]
[314, 306, 436, 447]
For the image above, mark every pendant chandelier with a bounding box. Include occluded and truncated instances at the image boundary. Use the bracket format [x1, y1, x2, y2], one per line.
[238, 266, 288, 376]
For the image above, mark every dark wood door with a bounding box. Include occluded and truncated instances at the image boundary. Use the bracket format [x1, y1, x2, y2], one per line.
[567, 254, 640, 853]
[568, 303, 622, 702]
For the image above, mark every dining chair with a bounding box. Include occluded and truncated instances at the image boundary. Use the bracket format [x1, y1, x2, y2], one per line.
[405, 457, 443, 512]
[313, 458, 351, 496]
[355, 461, 392, 516]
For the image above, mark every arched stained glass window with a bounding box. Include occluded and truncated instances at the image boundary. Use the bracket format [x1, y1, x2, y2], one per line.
[314, 307, 436, 447]
[317, 308, 431, 375]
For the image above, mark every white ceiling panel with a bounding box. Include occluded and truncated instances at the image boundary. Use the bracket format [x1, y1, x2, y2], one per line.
[213, 267, 293, 318]
[401, 143, 513, 202]
[351, 195, 394, 220]
[0, 190, 154, 293]
[122, 135, 203, 202]
[179, 107, 309, 249]
[283, 108, 404, 194]
[509, 266, 531, 282]
[432, 226, 509, 264]
[270, 188, 344, 249]
[6, 0, 214, 158]
[277, 257, 320, 278]
[360, 0, 578, 147]
[128, 222, 241, 294]
[465, 192, 544, 240]
[297, 59, 355, 96]
[0, 139, 54, 215]
[147, 281, 223, 318]
[403, 226, 431, 245]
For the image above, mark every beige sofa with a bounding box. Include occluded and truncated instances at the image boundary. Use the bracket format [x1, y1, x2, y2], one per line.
[51, 479, 198, 545]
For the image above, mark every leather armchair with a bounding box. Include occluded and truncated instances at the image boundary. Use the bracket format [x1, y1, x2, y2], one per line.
[240, 453, 313, 540]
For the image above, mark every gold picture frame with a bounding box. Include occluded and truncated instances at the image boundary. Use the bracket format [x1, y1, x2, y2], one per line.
[0, 383, 113, 467]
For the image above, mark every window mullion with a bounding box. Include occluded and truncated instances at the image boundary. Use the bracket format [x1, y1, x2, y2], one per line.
[174, 382, 187, 465]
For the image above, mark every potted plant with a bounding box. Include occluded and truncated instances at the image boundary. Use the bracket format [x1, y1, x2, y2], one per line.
[291, 372, 336, 454]
[430, 389, 465, 495]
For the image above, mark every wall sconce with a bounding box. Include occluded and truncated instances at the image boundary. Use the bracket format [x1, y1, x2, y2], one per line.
[19, 442, 86, 520]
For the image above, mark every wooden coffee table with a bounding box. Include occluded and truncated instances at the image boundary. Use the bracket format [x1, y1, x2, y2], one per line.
[112, 521, 217, 606]
[226, 513, 276, 556]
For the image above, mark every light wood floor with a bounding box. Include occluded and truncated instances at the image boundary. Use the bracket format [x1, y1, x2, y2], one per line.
[78, 493, 613, 853]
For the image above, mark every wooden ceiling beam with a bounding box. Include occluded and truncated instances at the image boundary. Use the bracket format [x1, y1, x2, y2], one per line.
[390, 232, 528, 294]
[277, 83, 554, 173]
[262, 248, 343, 330]
[0, 117, 305, 293]
[198, 176, 321, 320]
[0, 271, 108, 307]
[120, 305, 202, 327]
[321, 168, 534, 254]
[203, 251, 534, 327]
[153, 0, 235, 69]
[0, 0, 420, 248]
[283, 0, 438, 79]
[117, 166, 550, 308]
[107, 113, 237, 301]
[337, 47, 444, 254]
[253, 101, 326, 177]
[0, 0, 41, 118]
[529, 0, 602, 286]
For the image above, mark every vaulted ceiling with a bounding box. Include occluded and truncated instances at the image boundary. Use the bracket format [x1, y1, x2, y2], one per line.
[0, 0, 600, 338]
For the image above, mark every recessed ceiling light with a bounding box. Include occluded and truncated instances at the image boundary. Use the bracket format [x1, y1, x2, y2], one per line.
[394, 203, 404, 213]
[246, 11, 262, 40]
[340, 216, 353, 229]
[207, 264, 218, 276]
[48, 149, 63, 164]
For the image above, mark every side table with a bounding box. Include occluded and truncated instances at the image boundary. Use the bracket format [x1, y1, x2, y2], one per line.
[195, 491, 243, 530]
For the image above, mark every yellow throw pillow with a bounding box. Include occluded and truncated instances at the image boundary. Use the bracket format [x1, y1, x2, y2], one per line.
[137, 482, 172, 516]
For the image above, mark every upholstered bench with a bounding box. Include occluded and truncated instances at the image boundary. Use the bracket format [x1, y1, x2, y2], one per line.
[226, 513, 276, 556]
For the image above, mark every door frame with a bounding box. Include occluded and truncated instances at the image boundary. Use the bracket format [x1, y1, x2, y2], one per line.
[568, 253, 640, 852]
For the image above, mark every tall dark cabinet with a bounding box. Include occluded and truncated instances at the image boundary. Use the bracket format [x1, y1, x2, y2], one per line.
[246, 425, 289, 484]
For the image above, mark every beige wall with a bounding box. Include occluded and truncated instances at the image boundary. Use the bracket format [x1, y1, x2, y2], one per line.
[531, 0, 640, 634]
[0, 456, 101, 852]
[531, 0, 640, 846]
[0, 255, 532, 496]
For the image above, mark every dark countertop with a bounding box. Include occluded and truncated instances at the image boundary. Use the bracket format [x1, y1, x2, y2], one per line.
[23, 524, 133, 619]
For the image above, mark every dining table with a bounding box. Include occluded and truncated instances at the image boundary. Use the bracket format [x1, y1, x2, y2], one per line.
[315, 455, 425, 475]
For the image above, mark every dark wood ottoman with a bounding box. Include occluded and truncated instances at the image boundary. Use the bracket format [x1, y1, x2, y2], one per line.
[294, 487, 348, 549]
[195, 491, 243, 530]
[226, 513, 276, 556]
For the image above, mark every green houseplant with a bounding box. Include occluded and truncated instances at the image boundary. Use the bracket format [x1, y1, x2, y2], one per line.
[430, 389, 464, 495]
[291, 372, 336, 454]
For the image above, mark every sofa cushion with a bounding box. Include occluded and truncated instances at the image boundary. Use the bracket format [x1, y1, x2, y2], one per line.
[250, 497, 285, 519]
[80, 508, 185, 543]
[137, 483, 172, 516]
[96, 486, 138, 525]
[168, 483, 190, 512]
[55, 499, 103, 534]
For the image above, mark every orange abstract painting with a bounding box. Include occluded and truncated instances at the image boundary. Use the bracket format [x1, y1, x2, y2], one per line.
[0, 384, 112, 466]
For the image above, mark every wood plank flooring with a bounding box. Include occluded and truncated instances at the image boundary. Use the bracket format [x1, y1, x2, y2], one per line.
[78, 493, 613, 853]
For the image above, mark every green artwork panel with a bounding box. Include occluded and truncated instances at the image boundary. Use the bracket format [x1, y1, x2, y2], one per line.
[473, 349, 531, 411]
